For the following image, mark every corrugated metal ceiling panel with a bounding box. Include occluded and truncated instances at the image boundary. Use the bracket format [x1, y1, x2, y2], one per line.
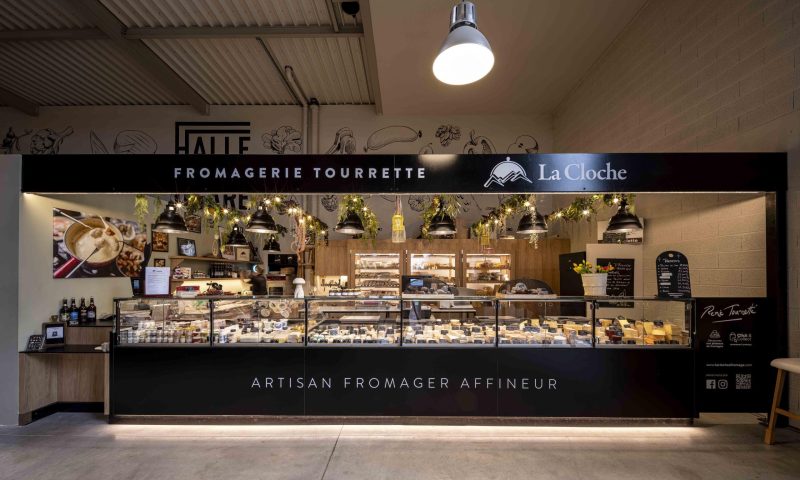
[0, 0, 92, 30]
[0, 40, 182, 105]
[145, 38, 295, 105]
[266, 36, 372, 104]
[100, 0, 335, 28]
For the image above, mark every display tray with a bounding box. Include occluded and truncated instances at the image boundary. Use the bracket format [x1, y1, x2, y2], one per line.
[402, 294, 455, 300]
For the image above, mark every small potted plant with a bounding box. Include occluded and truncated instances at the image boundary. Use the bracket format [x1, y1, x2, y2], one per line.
[572, 260, 614, 296]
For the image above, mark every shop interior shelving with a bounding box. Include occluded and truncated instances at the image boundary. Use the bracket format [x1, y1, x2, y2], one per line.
[353, 252, 402, 295]
[408, 253, 457, 284]
[463, 253, 512, 296]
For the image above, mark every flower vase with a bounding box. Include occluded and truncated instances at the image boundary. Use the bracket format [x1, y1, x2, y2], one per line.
[581, 273, 608, 296]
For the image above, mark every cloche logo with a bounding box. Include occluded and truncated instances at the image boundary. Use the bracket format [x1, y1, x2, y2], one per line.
[484, 157, 532, 187]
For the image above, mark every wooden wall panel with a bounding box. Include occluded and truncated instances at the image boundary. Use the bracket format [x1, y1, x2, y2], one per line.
[19, 354, 57, 414]
[57, 354, 105, 403]
[65, 326, 112, 345]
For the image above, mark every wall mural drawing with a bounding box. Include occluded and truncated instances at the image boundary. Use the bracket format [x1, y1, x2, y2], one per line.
[325, 127, 357, 154]
[463, 129, 495, 154]
[407, 196, 427, 212]
[419, 143, 434, 154]
[507, 134, 539, 154]
[1, 127, 31, 153]
[90, 130, 158, 154]
[363, 125, 422, 152]
[263, 125, 302, 153]
[435, 124, 461, 147]
[30, 127, 73, 154]
[321, 195, 339, 212]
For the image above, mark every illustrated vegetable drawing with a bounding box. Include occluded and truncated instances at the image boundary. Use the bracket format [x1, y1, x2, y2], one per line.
[419, 143, 434, 154]
[363, 125, 422, 152]
[435, 124, 461, 147]
[463, 129, 495, 154]
[263, 126, 302, 153]
[506, 134, 539, 154]
[114, 130, 158, 154]
[30, 127, 73, 154]
[325, 127, 357, 154]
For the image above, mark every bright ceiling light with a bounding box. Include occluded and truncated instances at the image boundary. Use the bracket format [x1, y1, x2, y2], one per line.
[433, 1, 494, 85]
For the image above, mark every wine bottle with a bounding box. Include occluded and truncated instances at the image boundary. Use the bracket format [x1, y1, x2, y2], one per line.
[87, 297, 97, 323]
[79, 298, 88, 324]
[59, 299, 69, 323]
[69, 298, 79, 326]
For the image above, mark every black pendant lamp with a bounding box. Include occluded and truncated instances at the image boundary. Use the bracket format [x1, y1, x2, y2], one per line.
[335, 210, 365, 235]
[428, 204, 456, 237]
[263, 236, 281, 253]
[226, 224, 249, 247]
[246, 203, 278, 234]
[517, 209, 548, 235]
[606, 198, 643, 233]
[153, 200, 188, 233]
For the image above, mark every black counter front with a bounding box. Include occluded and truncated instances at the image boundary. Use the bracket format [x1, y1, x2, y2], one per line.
[111, 346, 693, 418]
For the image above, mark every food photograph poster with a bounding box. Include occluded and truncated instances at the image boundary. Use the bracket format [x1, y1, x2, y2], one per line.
[52, 208, 148, 279]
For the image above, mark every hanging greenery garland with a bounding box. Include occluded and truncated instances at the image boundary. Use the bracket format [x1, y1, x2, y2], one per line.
[337, 194, 379, 240]
[547, 194, 635, 222]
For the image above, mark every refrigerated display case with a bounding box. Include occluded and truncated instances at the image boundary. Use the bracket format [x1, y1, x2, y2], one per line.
[408, 253, 457, 284]
[212, 297, 305, 345]
[353, 252, 402, 296]
[401, 296, 496, 346]
[463, 253, 512, 295]
[306, 296, 401, 345]
[496, 297, 592, 347]
[116, 298, 211, 345]
[594, 297, 692, 347]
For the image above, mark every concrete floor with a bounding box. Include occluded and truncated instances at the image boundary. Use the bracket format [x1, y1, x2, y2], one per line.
[1, 414, 799, 480]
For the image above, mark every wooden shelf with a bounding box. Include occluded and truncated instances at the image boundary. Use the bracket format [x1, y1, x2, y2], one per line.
[171, 277, 246, 282]
[169, 256, 257, 264]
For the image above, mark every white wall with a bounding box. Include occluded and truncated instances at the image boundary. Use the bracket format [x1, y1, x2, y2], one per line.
[553, 0, 798, 418]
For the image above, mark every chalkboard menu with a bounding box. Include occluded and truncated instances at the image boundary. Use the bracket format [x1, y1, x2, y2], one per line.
[597, 257, 634, 308]
[696, 297, 770, 412]
[656, 251, 691, 298]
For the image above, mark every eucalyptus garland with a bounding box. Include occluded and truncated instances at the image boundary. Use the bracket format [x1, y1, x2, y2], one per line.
[338, 194, 379, 240]
[547, 194, 635, 222]
[420, 194, 462, 238]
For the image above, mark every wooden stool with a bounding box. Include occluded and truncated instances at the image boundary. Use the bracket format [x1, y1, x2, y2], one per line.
[765, 358, 800, 445]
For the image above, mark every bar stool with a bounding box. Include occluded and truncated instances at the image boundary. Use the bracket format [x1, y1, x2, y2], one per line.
[765, 358, 800, 445]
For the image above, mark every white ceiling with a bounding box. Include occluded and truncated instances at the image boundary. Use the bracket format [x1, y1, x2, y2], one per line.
[369, 0, 647, 115]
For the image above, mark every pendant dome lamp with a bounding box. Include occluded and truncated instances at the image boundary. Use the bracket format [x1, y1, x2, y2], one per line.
[246, 202, 278, 234]
[335, 210, 365, 235]
[606, 197, 643, 233]
[517, 208, 548, 235]
[428, 201, 457, 236]
[263, 235, 281, 254]
[153, 199, 188, 233]
[433, 1, 495, 85]
[226, 224, 249, 247]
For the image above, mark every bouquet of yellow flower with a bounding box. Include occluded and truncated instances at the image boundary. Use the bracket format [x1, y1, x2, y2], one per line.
[572, 260, 614, 275]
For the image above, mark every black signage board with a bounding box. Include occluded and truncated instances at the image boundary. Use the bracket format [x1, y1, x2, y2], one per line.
[597, 258, 635, 308]
[111, 346, 693, 418]
[695, 298, 772, 413]
[559, 252, 586, 316]
[21, 152, 786, 194]
[656, 251, 691, 298]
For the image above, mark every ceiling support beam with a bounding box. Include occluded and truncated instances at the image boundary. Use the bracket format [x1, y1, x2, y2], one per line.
[359, 0, 383, 114]
[326, 0, 341, 33]
[125, 25, 362, 40]
[65, 0, 210, 115]
[0, 87, 39, 116]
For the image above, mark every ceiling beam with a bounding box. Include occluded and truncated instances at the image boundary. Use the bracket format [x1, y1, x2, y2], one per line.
[64, 0, 210, 115]
[359, 0, 383, 114]
[326, 0, 341, 33]
[0, 87, 39, 116]
[125, 25, 362, 40]
[0, 28, 105, 41]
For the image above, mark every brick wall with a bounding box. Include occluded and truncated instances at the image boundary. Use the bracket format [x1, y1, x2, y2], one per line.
[553, 0, 799, 419]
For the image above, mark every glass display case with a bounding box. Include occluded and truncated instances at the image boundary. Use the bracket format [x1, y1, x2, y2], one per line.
[408, 253, 457, 284]
[353, 252, 402, 296]
[116, 298, 211, 345]
[496, 297, 592, 347]
[306, 296, 401, 346]
[594, 297, 692, 347]
[113, 296, 693, 348]
[401, 296, 495, 346]
[213, 298, 305, 345]
[463, 253, 512, 295]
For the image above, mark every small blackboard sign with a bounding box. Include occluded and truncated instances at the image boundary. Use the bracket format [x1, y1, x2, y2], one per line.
[597, 257, 634, 308]
[559, 252, 586, 316]
[602, 232, 627, 244]
[656, 251, 691, 298]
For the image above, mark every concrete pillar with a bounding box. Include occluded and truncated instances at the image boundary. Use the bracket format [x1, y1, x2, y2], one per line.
[0, 155, 21, 425]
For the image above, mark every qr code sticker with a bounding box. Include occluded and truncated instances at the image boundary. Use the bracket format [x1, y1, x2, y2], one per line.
[735, 374, 751, 390]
